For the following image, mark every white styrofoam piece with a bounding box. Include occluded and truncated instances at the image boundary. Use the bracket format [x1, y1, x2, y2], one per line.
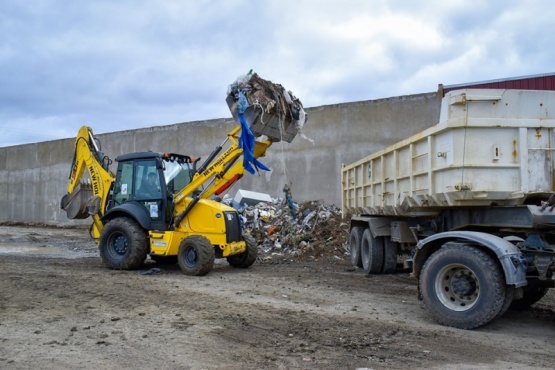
[234, 189, 273, 206]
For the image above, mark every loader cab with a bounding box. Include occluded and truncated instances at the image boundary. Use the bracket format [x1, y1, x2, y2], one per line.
[109, 151, 194, 231]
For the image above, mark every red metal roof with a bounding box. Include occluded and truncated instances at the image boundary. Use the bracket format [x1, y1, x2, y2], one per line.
[438, 72, 555, 96]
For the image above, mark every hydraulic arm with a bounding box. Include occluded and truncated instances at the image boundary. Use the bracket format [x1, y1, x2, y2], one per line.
[172, 124, 273, 228]
[61, 126, 114, 238]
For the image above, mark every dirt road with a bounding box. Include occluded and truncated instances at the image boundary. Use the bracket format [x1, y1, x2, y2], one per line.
[0, 225, 554, 369]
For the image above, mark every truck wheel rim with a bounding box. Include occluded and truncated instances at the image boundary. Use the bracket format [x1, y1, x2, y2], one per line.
[434, 263, 479, 311]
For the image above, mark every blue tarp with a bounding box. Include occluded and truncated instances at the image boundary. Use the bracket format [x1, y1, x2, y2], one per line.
[237, 90, 270, 175]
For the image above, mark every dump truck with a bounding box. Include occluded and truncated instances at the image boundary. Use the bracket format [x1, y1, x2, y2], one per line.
[342, 88, 555, 329]
[61, 72, 306, 276]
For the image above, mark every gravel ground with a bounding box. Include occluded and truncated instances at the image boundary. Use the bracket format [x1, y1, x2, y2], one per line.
[0, 225, 554, 370]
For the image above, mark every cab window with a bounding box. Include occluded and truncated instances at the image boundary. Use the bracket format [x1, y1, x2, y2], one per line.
[113, 162, 134, 205]
[135, 161, 161, 200]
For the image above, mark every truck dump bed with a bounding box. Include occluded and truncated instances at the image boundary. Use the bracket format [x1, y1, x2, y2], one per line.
[342, 89, 555, 217]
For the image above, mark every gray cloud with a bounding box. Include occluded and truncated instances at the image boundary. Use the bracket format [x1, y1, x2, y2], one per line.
[1, 0, 554, 146]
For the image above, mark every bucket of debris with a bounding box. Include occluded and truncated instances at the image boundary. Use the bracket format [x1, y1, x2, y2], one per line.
[226, 72, 307, 143]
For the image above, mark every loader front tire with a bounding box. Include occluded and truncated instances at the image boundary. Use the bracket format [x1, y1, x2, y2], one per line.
[177, 235, 215, 276]
[99, 217, 149, 270]
[227, 234, 258, 268]
[420, 244, 507, 329]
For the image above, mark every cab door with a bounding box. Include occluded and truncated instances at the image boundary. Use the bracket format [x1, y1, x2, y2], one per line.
[111, 158, 169, 230]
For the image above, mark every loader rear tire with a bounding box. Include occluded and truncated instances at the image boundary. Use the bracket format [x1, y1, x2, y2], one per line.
[361, 228, 384, 274]
[99, 217, 149, 270]
[177, 235, 215, 276]
[349, 226, 364, 268]
[420, 244, 507, 329]
[227, 234, 258, 268]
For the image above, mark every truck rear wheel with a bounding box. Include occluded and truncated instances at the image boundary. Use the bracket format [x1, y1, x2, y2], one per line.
[349, 226, 364, 268]
[361, 229, 384, 274]
[420, 244, 507, 329]
[99, 217, 149, 270]
[227, 234, 258, 268]
[177, 235, 215, 276]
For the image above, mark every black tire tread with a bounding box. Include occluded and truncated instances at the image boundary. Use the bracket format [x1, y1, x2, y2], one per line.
[361, 229, 384, 275]
[381, 237, 398, 274]
[349, 226, 364, 268]
[99, 217, 149, 270]
[419, 244, 507, 329]
[177, 235, 215, 276]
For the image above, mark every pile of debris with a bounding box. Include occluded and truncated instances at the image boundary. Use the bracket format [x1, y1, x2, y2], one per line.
[223, 194, 350, 263]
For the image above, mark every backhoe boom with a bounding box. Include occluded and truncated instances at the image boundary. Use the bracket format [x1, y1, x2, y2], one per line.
[61, 126, 114, 238]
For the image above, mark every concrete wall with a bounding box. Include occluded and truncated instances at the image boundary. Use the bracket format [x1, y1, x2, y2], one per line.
[0, 92, 441, 225]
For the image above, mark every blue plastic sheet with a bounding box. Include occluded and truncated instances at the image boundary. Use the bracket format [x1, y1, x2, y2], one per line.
[236, 90, 270, 174]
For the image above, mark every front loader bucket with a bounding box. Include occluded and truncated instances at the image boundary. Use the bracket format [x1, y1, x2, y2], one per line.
[61, 183, 93, 219]
[226, 73, 306, 143]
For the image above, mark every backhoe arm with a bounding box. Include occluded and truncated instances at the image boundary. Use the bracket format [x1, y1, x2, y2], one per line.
[172, 124, 272, 228]
[61, 126, 114, 237]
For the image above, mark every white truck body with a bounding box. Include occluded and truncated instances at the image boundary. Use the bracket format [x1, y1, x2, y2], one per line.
[342, 89, 555, 217]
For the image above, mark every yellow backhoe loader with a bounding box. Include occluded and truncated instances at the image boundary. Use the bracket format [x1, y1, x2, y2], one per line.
[60, 73, 306, 275]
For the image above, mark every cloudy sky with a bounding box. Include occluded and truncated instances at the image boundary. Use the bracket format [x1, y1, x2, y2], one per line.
[1, 0, 553, 147]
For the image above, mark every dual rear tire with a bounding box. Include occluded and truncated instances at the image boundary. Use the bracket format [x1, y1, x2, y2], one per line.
[350, 226, 398, 274]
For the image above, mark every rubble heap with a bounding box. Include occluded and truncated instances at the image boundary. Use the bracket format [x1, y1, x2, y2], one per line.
[224, 196, 350, 263]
